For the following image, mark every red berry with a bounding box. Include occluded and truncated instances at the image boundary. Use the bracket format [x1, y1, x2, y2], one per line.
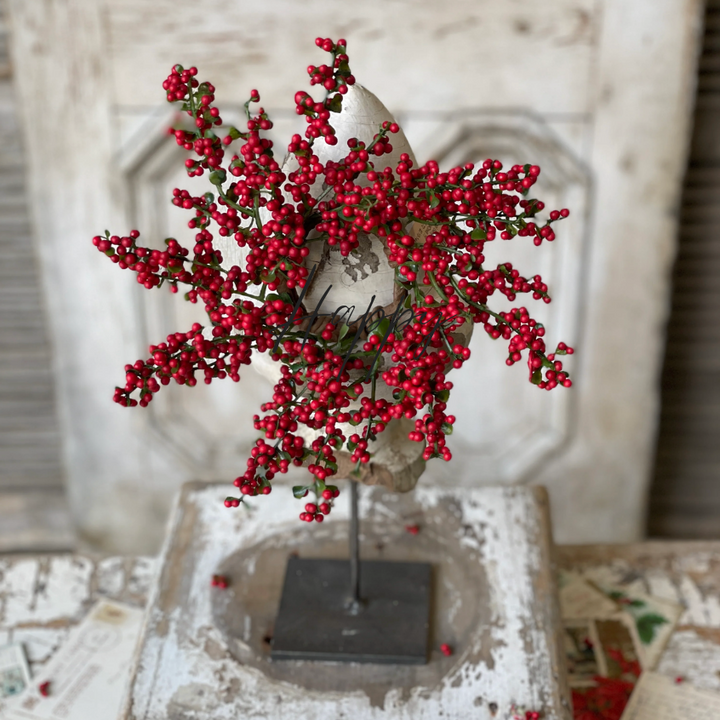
[440, 643, 453, 656]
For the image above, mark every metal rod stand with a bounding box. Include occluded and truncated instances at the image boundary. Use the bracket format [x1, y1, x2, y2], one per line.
[347, 479, 363, 614]
[271, 476, 431, 663]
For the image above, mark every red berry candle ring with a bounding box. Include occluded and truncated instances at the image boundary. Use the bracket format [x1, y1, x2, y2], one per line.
[94, 36, 573, 673]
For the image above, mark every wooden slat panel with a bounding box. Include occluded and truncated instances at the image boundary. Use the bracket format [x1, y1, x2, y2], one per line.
[0, 0, 65, 501]
[649, 2, 720, 539]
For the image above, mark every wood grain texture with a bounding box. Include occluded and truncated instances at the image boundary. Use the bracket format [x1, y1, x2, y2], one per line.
[124, 483, 572, 720]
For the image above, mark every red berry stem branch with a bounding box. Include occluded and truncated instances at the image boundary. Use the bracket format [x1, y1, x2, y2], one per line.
[93, 37, 574, 521]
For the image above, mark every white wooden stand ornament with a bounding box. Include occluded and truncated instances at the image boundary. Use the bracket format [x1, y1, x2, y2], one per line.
[219, 83, 469, 494]
[123, 482, 571, 720]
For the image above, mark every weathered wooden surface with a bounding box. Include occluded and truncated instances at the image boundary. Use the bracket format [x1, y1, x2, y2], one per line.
[6, 0, 705, 552]
[556, 542, 720, 691]
[125, 483, 571, 720]
[0, 555, 156, 676]
[2, 542, 720, 715]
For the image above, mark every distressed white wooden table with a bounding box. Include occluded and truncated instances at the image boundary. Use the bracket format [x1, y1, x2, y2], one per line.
[125, 482, 571, 720]
[3, 536, 720, 716]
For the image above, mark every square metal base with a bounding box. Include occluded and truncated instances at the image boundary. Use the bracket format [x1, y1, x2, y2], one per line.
[271, 557, 432, 664]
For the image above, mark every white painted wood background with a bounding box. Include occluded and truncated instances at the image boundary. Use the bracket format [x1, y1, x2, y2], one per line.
[7, 0, 704, 551]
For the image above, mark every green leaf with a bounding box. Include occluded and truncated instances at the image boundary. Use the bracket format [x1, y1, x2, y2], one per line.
[531, 369, 542, 385]
[228, 126, 243, 140]
[327, 94, 343, 113]
[436, 389, 450, 403]
[209, 169, 227, 186]
[441, 422, 454, 435]
[430, 194, 440, 208]
[338, 323, 350, 341]
[292, 485, 311, 499]
[369, 316, 390, 339]
[470, 227, 486, 241]
[636, 613, 668, 645]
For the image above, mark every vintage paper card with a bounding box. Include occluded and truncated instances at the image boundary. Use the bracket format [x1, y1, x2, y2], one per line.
[0, 643, 32, 699]
[620, 671, 720, 719]
[594, 618, 640, 678]
[563, 620, 602, 687]
[600, 585, 683, 670]
[1, 599, 144, 720]
[559, 573, 619, 620]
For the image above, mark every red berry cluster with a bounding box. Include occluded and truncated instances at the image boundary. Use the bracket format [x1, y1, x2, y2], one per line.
[295, 37, 355, 144]
[94, 38, 574, 520]
[510, 707, 542, 720]
[571, 646, 640, 720]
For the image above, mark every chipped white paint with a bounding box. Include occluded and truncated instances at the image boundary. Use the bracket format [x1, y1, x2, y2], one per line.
[125, 483, 571, 719]
[656, 629, 720, 692]
[1, 557, 93, 627]
[0, 555, 156, 676]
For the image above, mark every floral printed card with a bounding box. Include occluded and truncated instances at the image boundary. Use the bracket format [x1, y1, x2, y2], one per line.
[599, 585, 683, 671]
